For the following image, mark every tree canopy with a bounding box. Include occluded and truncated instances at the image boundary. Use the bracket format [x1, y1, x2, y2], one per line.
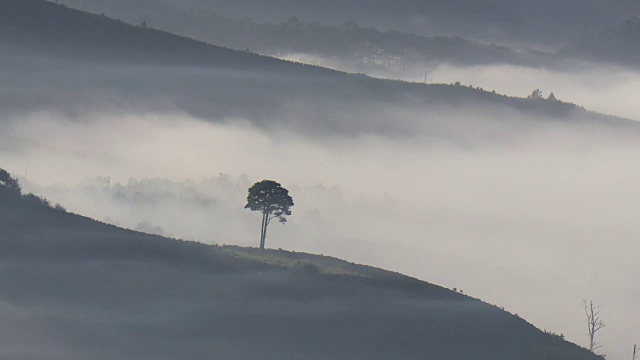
[245, 180, 294, 249]
[528, 88, 544, 100]
[0, 167, 22, 203]
[0, 168, 21, 194]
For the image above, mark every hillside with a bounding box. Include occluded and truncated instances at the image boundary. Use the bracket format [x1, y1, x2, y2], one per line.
[56, 0, 533, 69]
[562, 17, 640, 67]
[0, 0, 335, 75]
[0, 0, 636, 138]
[0, 168, 604, 359]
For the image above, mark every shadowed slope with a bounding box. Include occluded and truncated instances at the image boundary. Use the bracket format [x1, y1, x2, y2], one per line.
[0, 0, 337, 76]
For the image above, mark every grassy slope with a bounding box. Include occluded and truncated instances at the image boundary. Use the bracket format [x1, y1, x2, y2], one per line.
[0, 184, 602, 360]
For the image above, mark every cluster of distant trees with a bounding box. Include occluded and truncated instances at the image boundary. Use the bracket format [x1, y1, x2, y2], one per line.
[0, 167, 65, 211]
[527, 88, 558, 101]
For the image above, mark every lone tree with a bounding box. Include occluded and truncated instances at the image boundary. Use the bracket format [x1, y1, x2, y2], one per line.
[633, 344, 638, 360]
[582, 299, 606, 354]
[245, 180, 294, 250]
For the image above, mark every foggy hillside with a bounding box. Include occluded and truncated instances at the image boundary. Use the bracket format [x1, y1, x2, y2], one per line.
[1, 0, 635, 139]
[62, 0, 640, 46]
[56, 0, 534, 70]
[0, 168, 603, 360]
[59, 0, 640, 76]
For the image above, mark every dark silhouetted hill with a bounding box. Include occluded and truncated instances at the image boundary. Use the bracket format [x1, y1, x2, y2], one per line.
[0, 166, 604, 359]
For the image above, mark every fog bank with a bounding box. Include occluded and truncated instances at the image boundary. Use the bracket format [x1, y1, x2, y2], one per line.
[1, 107, 639, 359]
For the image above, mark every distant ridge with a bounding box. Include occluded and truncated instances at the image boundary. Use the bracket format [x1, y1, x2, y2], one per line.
[48, 0, 531, 68]
[60, 0, 640, 46]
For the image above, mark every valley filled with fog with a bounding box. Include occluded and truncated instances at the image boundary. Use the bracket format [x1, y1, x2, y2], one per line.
[2, 1, 640, 359]
[3, 75, 640, 357]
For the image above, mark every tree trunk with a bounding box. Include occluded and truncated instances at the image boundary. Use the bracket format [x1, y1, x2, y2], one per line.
[259, 211, 267, 250]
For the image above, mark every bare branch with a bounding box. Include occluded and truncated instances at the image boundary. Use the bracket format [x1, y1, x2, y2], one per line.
[582, 299, 606, 354]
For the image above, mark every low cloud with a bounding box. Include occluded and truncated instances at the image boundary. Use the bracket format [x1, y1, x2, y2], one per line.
[1, 104, 639, 359]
